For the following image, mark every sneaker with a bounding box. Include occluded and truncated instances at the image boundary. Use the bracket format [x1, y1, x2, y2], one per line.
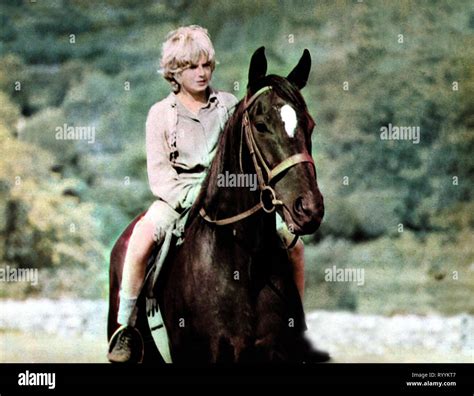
[107, 325, 144, 363]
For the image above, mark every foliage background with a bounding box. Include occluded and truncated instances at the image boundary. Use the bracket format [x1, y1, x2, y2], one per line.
[0, 0, 473, 316]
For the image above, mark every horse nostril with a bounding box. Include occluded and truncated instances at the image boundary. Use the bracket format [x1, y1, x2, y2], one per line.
[294, 196, 310, 216]
[294, 195, 324, 221]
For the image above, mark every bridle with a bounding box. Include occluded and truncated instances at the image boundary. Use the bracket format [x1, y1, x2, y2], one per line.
[199, 86, 315, 226]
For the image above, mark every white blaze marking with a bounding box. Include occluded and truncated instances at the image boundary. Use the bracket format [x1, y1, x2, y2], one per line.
[280, 104, 297, 138]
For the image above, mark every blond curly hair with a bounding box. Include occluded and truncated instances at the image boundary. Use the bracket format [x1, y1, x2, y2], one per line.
[160, 25, 216, 92]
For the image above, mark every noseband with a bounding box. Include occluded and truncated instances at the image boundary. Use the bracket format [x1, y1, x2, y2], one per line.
[200, 86, 315, 226]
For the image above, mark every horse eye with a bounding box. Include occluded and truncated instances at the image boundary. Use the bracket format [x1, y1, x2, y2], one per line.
[255, 122, 268, 133]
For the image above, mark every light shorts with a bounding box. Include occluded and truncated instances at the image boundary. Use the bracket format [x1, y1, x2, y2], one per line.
[144, 200, 181, 242]
[145, 200, 298, 249]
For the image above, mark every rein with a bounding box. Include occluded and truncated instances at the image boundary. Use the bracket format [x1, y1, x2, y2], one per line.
[199, 86, 315, 226]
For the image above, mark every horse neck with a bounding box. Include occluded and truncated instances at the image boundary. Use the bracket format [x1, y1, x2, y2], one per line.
[198, 111, 273, 251]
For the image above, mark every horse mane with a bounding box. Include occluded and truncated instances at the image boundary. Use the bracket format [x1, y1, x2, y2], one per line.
[187, 75, 309, 226]
[186, 96, 244, 224]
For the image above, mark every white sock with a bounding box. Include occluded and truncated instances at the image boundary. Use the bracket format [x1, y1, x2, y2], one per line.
[117, 290, 138, 327]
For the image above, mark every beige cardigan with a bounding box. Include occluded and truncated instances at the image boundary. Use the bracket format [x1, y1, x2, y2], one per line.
[145, 89, 238, 213]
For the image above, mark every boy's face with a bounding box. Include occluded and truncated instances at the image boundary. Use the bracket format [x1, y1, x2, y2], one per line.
[176, 54, 212, 96]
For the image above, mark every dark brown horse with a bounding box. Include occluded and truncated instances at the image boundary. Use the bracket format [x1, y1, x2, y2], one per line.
[108, 47, 325, 362]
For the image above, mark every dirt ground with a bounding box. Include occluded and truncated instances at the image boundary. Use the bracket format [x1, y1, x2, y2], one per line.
[1, 329, 470, 363]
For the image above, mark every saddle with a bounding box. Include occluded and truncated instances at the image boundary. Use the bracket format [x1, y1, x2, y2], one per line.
[141, 209, 191, 363]
[144, 208, 190, 310]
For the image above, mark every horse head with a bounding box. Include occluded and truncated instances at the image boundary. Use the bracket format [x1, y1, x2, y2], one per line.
[244, 46, 324, 235]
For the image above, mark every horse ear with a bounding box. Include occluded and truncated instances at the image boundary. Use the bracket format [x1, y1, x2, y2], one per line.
[248, 46, 267, 90]
[286, 49, 311, 90]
